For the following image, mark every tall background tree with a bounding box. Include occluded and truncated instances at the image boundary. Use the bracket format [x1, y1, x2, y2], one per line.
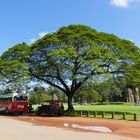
[125, 58, 140, 103]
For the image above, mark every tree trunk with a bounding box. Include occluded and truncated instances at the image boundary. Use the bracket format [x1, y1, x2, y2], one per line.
[132, 87, 139, 103]
[67, 95, 74, 112]
[127, 88, 134, 103]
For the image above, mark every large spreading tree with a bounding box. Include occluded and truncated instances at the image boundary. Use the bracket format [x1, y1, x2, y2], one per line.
[1, 25, 140, 112]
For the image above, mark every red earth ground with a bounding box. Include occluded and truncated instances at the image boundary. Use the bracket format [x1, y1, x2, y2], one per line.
[10, 115, 140, 139]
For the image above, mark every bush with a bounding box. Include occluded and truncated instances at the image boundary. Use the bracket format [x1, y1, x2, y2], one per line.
[29, 93, 50, 104]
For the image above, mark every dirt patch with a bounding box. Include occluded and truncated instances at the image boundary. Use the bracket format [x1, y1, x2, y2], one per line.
[10, 115, 140, 139]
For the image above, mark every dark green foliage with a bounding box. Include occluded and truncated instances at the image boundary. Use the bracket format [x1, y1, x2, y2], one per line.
[29, 93, 49, 104]
[29, 85, 50, 104]
[74, 90, 102, 104]
[33, 85, 46, 94]
[46, 86, 67, 102]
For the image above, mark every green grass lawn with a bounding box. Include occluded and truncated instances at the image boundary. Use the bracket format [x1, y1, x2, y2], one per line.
[73, 103, 140, 114]
[72, 103, 140, 121]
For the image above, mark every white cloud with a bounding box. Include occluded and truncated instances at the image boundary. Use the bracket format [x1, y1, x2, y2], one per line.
[30, 31, 48, 43]
[30, 38, 37, 43]
[110, 0, 139, 8]
[38, 32, 48, 38]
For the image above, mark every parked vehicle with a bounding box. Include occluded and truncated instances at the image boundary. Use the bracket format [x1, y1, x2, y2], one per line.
[37, 100, 64, 116]
[0, 93, 29, 114]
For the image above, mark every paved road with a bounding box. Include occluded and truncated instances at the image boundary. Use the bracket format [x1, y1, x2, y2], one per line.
[0, 116, 138, 140]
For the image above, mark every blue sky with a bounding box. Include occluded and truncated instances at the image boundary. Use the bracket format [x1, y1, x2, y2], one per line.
[0, 0, 140, 55]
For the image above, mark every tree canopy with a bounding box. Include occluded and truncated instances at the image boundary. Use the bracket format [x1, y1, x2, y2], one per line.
[0, 43, 30, 83]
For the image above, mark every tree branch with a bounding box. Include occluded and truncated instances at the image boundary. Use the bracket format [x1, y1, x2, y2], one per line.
[30, 73, 67, 95]
[57, 77, 70, 93]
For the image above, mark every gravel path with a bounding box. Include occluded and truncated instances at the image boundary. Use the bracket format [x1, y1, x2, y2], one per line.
[0, 116, 138, 140]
